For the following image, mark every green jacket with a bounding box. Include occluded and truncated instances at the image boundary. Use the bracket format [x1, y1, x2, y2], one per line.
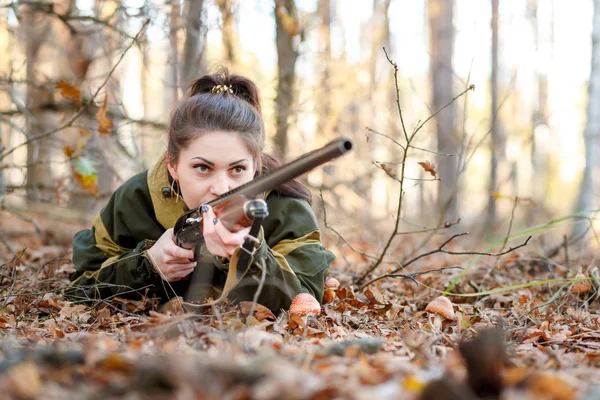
[66, 158, 335, 313]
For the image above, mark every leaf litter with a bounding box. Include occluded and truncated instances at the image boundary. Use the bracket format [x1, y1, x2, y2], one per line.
[1, 225, 600, 399]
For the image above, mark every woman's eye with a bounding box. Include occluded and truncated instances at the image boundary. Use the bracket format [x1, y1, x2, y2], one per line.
[194, 164, 210, 173]
[231, 166, 246, 175]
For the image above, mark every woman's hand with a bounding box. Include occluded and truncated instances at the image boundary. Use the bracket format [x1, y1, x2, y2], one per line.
[202, 205, 251, 258]
[146, 228, 196, 281]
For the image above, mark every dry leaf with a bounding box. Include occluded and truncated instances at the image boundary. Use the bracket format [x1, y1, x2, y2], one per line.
[276, 4, 299, 36]
[417, 160, 437, 177]
[239, 301, 276, 321]
[96, 93, 113, 136]
[63, 144, 75, 158]
[5, 361, 41, 399]
[57, 80, 82, 105]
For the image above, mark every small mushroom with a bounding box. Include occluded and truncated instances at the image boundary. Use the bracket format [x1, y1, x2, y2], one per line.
[425, 296, 456, 321]
[571, 273, 591, 294]
[289, 293, 321, 317]
[323, 277, 341, 303]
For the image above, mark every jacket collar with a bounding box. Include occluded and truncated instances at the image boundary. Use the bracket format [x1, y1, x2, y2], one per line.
[147, 155, 187, 229]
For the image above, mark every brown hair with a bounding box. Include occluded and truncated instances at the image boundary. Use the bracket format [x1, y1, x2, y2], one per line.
[167, 67, 311, 203]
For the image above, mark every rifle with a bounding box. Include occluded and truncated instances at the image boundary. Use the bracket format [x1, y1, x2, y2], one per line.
[173, 137, 353, 307]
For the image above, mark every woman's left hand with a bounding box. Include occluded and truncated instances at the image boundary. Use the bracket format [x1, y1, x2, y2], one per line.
[202, 205, 251, 258]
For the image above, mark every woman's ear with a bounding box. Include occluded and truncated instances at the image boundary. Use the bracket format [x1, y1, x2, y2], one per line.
[166, 153, 178, 181]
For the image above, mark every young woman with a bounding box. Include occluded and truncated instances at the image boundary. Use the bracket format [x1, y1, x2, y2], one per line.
[67, 69, 335, 313]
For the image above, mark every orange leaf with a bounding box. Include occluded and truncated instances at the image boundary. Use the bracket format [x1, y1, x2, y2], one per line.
[57, 80, 82, 105]
[417, 161, 437, 177]
[276, 5, 299, 36]
[239, 301, 276, 321]
[74, 171, 98, 195]
[63, 145, 75, 158]
[378, 163, 397, 179]
[96, 93, 113, 136]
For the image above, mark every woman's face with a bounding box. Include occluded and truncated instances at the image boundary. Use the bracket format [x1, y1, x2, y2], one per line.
[167, 131, 256, 208]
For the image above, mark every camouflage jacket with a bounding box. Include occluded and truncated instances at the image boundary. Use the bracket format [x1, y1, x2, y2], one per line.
[66, 158, 335, 313]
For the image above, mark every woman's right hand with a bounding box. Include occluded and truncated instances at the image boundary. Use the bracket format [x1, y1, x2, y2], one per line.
[146, 228, 196, 282]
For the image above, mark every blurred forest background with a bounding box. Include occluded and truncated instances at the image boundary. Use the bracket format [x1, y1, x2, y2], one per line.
[0, 0, 599, 254]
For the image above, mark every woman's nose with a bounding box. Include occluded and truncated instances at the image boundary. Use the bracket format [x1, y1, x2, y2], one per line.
[209, 176, 231, 196]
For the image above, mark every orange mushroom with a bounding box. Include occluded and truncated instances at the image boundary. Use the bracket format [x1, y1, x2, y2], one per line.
[289, 293, 321, 317]
[571, 273, 592, 294]
[323, 277, 341, 303]
[425, 296, 456, 321]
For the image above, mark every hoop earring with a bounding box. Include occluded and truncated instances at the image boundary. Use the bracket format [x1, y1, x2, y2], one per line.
[171, 179, 181, 204]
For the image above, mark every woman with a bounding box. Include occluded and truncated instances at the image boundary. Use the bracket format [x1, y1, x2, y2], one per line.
[67, 68, 335, 313]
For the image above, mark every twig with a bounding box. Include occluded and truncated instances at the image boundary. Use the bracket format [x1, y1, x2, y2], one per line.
[319, 190, 378, 261]
[385, 266, 464, 285]
[245, 259, 267, 324]
[410, 85, 475, 141]
[359, 234, 532, 290]
[408, 144, 453, 157]
[395, 218, 461, 235]
[365, 127, 406, 151]
[499, 196, 519, 253]
[478, 196, 520, 288]
[1, 249, 26, 309]
[0, 226, 14, 253]
[355, 52, 474, 285]
[0, 19, 150, 161]
[563, 234, 569, 268]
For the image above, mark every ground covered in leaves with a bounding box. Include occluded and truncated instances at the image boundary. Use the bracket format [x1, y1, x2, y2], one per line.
[1, 215, 600, 400]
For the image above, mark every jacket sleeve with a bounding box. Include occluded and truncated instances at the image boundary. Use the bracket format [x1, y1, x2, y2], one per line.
[223, 195, 336, 313]
[65, 174, 173, 303]
[66, 225, 165, 303]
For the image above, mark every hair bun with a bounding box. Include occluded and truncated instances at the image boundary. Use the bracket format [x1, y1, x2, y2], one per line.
[187, 67, 261, 114]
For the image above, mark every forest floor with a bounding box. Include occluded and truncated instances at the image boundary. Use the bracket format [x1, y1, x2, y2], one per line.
[1, 209, 600, 400]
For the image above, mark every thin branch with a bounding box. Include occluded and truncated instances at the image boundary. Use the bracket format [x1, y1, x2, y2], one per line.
[0, 19, 150, 161]
[319, 190, 378, 261]
[395, 218, 461, 235]
[408, 144, 453, 157]
[366, 127, 406, 151]
[359, 234, 532, 290]
[410, 85, 475, 141]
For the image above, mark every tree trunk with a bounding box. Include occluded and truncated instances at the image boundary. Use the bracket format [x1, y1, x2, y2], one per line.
[486, 0, 504, 227]
[574, 0, 600, 234]
[22, 5, 53, 202]
[167, 0, 181, 104]
[274, 0, 299, 161]
[369, 0, 392, 213]
[182, 0, 205, 89]
[428, 0, 457, 219]
[216, 0, 237, 65]
[528, 0, 550, 216]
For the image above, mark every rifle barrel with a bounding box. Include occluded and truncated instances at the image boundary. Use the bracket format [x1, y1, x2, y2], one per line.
[208, 137, 352, 208]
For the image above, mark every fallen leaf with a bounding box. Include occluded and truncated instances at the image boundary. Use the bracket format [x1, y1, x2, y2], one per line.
[5, 362, 41, 399]
[239, 301, 276, 321]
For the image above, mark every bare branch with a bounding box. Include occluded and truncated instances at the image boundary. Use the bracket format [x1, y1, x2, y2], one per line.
[0, 19, 150, 161]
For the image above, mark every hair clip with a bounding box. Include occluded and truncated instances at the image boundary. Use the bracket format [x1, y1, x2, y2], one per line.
[210, 84, 234, 94]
